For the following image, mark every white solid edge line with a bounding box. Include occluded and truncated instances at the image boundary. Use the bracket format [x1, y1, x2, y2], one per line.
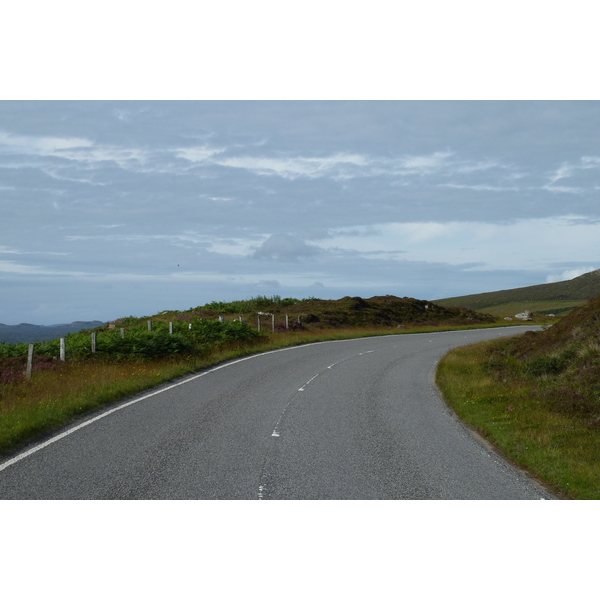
[0, 326, 537, 472]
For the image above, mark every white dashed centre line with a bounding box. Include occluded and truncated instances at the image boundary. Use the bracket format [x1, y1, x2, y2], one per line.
[298, 373, 319, 391]
[260, 347, 380, 498]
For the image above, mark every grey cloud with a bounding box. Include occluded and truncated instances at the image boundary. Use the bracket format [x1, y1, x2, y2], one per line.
[253, 234, 321, 261]
[395, 151, 455, 175]
[542, 184, 584, 194]
[211, 152, 371, 180]
[0, 130, 93, 155]
[257, 279, 281, 287]
[441, 183, 520, 193]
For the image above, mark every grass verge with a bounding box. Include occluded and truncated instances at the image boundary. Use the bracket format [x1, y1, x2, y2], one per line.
[437, 340, 600, 499]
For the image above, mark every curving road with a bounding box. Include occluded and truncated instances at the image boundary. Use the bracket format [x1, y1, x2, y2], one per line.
[0, 327, 554, 499]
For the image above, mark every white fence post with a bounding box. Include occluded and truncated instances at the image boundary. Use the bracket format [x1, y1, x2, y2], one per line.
[26, 343, 34, 379]
[285, 314, 289, 330]
[257, 311, 274, 332]
[120, 328, 125, 338]
[91, 332, 97, 353]
[148, 320, 152, 331]
[169, 322, 173, 334]
[60, 338, 66, 361]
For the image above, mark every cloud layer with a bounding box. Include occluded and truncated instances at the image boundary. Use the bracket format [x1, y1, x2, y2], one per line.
[1, 101, 599, 323]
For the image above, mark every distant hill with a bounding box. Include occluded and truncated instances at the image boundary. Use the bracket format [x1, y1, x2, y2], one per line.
[0, 321, 105, 344]
[434, 269, 600, 316]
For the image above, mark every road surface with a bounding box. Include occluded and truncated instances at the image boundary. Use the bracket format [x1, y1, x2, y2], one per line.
[0, 326, 554, 499]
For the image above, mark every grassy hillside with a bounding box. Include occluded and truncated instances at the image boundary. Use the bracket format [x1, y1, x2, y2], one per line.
[437, 292, 600, 499]
[435, 269, 600, 316]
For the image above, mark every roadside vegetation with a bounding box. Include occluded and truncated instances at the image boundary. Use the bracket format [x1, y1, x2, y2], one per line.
[437, 293, 600, 499]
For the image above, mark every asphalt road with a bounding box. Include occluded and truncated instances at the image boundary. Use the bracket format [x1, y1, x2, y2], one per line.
[0, 326, 554, 499]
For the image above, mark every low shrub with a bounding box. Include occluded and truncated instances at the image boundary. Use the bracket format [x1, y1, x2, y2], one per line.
[0, 319, 262, 363]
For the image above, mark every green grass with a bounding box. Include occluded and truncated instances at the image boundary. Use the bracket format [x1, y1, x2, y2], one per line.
[437, 338, 600, 499]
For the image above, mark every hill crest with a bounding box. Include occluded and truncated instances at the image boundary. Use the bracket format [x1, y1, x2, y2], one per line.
[435, 269, 600, 315]
[111, 295, 498, 331]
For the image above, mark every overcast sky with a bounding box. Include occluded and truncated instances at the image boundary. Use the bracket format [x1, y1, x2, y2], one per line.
[1, 100, 600, 324]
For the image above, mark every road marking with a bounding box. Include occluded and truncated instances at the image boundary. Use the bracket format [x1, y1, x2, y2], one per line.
[298, 373, 319, 391]
[268, 347, 377, 442]
[328, 349, 374, 370]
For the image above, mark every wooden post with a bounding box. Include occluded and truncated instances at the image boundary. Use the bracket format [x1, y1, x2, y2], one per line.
[120, 328, 125, 339]
[91, 332, 97, 353]
[147, 320, 152, 331]
[271, 313, 275, 332]
[257, 315, 261, 332]
[26, 343, 34, 379]
[60, 338, 66, 361]
[169, 321, 173, 335]
[285, 315, 289, 330]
